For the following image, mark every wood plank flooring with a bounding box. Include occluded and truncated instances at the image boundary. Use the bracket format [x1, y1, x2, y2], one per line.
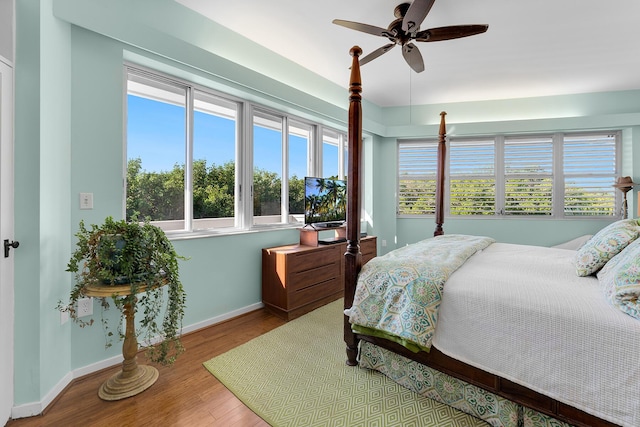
[7, 308, 287, 427]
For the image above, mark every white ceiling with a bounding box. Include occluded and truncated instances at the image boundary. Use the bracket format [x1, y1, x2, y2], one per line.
[177, 0, 640, 107]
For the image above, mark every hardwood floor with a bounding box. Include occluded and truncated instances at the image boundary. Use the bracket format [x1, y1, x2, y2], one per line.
[7, 308, 286, 427]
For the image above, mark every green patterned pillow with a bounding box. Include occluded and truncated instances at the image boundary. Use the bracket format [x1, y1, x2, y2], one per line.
[597, 238, 640, 319]
[575, 219, 640, 276]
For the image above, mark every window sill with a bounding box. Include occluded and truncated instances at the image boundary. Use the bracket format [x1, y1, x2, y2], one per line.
[166, 223, 301, 241]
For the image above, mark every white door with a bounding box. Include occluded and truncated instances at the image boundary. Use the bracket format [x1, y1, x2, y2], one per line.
[0, 57, 15, 425]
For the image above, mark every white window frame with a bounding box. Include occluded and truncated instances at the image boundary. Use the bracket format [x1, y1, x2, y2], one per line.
[125, 65, 348, 234]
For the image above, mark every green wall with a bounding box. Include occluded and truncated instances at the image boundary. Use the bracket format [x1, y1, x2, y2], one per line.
[15, 0, 73, 405]
[12, 0, 640, 411]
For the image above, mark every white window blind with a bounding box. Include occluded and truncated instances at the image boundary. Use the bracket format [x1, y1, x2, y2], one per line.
[397, 141, 438, 215]
[397, 131, 620, 219]
[504, 136, 553, 215]
[449, 139, 495, 215]
[564, 133, 617, 216]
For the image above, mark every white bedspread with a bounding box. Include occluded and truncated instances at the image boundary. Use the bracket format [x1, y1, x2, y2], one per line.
[432, 243, 640, 427]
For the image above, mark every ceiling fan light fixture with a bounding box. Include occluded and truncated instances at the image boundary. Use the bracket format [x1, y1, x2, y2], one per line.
[333, 0, 488, 73]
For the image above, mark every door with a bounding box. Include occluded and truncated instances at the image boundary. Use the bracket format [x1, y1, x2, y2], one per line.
[0, 57, 15, 425]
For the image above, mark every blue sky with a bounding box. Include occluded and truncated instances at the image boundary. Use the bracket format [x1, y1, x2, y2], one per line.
[127, 95, 336, 178]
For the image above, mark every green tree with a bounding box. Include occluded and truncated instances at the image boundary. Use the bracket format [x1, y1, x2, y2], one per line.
[127, 158, 305, 222]
[289, 176, 305, 215]
[127, 158, 183, 220]
[252, 169, 281, 216]
[398, 173, 614, 216]
[193, 160, 235, 218]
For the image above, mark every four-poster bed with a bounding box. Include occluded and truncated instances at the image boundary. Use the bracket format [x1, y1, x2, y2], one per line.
[343, 46, 640, 427]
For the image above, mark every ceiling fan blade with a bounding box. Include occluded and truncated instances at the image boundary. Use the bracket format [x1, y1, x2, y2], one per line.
[402, 43, 425, 73]
[402, 0, 436, 34]
[359, 43, 396, 66]
[415, 24, 489, 42]
[332, 19, 392, 38]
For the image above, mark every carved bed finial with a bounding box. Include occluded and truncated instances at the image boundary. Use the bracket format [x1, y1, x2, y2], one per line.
[349, 46, 362, 103]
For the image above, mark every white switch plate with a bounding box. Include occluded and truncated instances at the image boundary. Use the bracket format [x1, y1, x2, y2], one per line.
[79, 192, 93, 209]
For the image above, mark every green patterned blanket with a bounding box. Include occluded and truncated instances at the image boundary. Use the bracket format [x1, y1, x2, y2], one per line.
[346, 234, 495, 352]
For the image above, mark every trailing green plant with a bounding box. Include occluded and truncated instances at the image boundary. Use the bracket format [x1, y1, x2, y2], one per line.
[58, 216, 187, 366]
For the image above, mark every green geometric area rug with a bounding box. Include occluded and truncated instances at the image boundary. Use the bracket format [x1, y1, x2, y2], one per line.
[203, 300, 488, 427]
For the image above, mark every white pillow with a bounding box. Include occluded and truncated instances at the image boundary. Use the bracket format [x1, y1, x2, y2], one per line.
[575, 219, 640, 276]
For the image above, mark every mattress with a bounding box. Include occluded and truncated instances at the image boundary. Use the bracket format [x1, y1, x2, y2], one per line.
[432, 243, 640, 427]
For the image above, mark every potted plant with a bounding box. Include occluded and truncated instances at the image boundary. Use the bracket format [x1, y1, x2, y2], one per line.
[59, 216, 187, 366]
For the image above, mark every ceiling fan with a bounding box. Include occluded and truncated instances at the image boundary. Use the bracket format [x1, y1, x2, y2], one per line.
[333, 0, 488, 73]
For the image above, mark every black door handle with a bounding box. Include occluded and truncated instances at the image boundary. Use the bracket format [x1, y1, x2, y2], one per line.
[4, 239, 19, 258]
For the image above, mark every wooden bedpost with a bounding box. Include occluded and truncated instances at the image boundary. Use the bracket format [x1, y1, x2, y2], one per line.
[434, 111, 447, 236]
[344, 46, 363, 366]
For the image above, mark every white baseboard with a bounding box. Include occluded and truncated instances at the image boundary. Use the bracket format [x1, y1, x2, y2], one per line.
[182, 302, 264, 335]
[72, 354, 125, 379]
[0, 54, 13, 68]
[11, 371, 73, 419]
[10, 301, 264, 420]
[11, 353, 124, 419]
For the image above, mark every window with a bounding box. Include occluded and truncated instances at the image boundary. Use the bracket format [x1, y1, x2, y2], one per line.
[192, 91, 239, 230]
[322, 129, 347, 179]
[449, 138, 495, 215]
[252, 110, 284, 226]
[563, 133, 618, 216]
[126, 66, 347, 232]
[398, 131, 620, 218]
[126, 72, 188, 230]
[503, 136, 553, 215]
[397, 141, 438, 215]
[288, 120, 312, 221]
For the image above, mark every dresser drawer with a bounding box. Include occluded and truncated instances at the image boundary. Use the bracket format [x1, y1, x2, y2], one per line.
[289, 260, 341, 291]
[289, 245, 340, 272]
[289, 276, 342, 308]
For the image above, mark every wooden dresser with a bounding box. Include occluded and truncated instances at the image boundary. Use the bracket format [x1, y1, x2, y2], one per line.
[262, 236, 377, 320]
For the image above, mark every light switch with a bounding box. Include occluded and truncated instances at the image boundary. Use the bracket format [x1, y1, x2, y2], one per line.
[80, 193, 93, 209]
